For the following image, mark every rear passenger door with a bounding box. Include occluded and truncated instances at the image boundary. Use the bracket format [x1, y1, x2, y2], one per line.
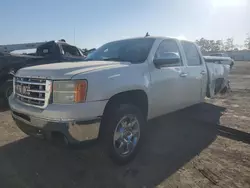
[181, 41, 207, 105]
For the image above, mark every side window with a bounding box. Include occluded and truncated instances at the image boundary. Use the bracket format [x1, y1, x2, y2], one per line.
[154, 39, 182, 66]
[36, 43, 55, 56]
[181, 41, 201, 66]
[61, 44, 81, 56]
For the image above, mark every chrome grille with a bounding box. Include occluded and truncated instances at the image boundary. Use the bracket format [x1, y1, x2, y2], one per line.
[14, 77, 52, 108]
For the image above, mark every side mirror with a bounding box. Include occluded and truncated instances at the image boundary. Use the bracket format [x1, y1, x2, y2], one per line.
[153, 52, 181, 68]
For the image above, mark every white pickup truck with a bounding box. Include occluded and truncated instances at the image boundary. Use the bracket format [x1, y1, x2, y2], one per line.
[9, 37, 230, 164]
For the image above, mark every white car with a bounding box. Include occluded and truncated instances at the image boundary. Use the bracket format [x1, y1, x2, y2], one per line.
[9, 37, 230, 164]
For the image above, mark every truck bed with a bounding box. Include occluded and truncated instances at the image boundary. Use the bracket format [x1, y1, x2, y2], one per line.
[204, 56, 230, 93]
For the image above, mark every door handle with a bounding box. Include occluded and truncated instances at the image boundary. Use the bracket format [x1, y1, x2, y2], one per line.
[200, 70, 206, 75]
[179, 72, 188, 77]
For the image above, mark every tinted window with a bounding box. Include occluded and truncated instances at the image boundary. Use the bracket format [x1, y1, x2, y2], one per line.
[61, 44, 81, 56]
[181, 41, 201, 66]
[36, 42, 56, 56]
[155, 40, 180, 58]
[85, 38, 155, 63]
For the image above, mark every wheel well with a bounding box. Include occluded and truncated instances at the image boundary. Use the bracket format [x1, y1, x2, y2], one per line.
[215, 78, 224, 94]
[103, 90, 148, 119]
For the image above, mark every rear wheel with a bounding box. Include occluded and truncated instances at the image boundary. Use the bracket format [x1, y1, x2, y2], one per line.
[230, 62, 234, 69]
[207, 80, 216, 98]
[101, 104, 145, 165]
[220, 80, 231, 94]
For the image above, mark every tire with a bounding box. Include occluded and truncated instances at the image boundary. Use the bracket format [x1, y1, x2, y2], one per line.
[230, 61, 234, 69]
[1, 80, 13, 106]
[207, 80, 216, 98]
[101, 104, 145, 165]
[220, 80, 231, 94]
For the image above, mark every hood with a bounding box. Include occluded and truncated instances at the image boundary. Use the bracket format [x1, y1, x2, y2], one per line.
[16, 61, 130, 79]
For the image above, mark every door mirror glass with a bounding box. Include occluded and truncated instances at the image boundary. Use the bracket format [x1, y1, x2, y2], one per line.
[153, 52, 181, 68]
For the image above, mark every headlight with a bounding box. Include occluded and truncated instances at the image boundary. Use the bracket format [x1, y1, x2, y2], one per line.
[53, 80, 87, 104]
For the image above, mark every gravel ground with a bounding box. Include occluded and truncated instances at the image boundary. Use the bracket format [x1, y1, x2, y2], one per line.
[0, 61, 249, 188]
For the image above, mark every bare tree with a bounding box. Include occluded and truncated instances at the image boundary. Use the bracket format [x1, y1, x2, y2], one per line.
[244, 33, 250, 50]
[224, 38, 234, 51]
[215, 40, 224, 51]
[195, 38, 211, 52]
[195, 38, 224, 52]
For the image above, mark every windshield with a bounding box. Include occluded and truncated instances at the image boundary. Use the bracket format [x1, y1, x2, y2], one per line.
[85, 38, 155, 63]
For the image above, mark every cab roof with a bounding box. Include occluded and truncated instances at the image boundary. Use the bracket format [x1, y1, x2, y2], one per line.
[112, 36, 194, 43]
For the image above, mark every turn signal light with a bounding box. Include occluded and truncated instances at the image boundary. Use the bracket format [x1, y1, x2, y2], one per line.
[74, 80, 88, 103]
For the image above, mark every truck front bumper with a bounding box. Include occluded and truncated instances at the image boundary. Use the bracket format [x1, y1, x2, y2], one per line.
[9, 94, 107, 144]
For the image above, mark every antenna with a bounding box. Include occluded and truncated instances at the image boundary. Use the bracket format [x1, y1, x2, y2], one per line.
[145, 32, 150, 37]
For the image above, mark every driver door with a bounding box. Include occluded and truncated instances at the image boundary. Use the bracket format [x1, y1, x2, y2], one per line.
[149, 39, 186, 118]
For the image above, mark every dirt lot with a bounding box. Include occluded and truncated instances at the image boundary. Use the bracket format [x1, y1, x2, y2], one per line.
[0, 62, 249, 188]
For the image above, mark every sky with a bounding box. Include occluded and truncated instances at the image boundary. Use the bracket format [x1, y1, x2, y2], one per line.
[0, 0, 249, 49]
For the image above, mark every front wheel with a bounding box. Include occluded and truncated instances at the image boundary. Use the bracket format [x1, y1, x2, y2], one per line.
[101, 104, 145, 165]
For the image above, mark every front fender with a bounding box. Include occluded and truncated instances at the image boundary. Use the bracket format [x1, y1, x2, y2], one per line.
[72, 65, 150, 102]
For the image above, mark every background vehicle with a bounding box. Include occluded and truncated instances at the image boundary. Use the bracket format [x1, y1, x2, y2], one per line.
[9, 37, 230, 164]
[81, 48, 96, 56]
[210, 52, 234, 69]
[0, 40, 86, 105]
